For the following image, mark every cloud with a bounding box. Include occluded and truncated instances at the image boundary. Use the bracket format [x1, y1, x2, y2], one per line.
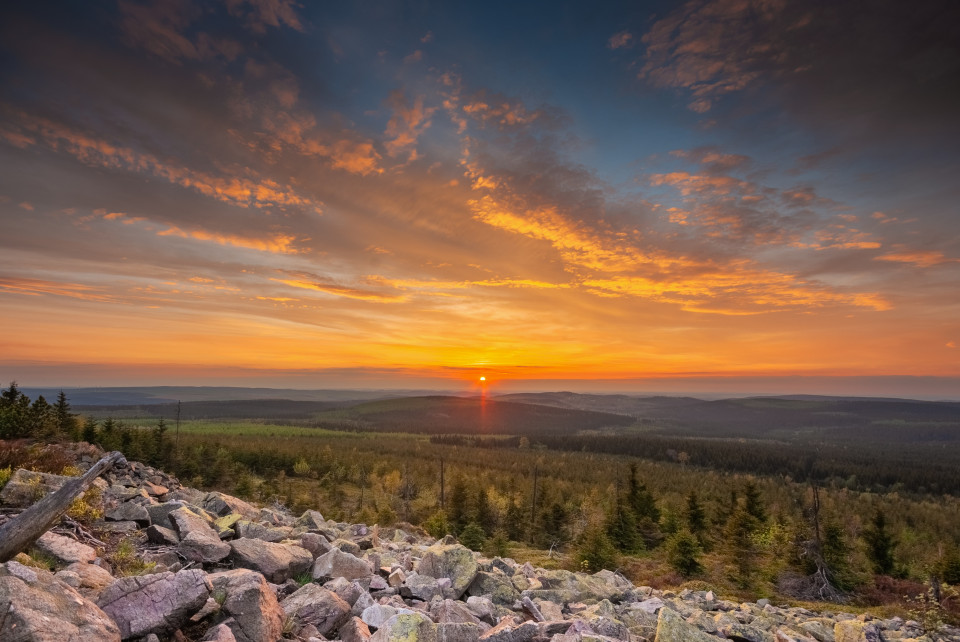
[0, 276, 116, 302]
[608, 31, 634, 50]
[223, 0, 304, 33]
[384, 90, 435, 160]
[637, 0, 960, 149]
[876, 250, 958, 268]
[6, 112, 321, 210]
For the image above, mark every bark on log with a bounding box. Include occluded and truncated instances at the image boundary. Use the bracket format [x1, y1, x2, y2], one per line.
[0, 450, 126, 563]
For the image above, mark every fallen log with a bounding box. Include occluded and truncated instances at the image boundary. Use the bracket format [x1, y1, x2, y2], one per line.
[0, 450, 126, 563]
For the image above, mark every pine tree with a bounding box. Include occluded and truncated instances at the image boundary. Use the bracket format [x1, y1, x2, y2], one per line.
[473, 486, 495, 534]
[743, 480, 767, 524]
[576, 523, 619, 572]
[666, 529, 703, 577]
[153, 417, 169, 467]
[504, 495, 526, 541]
[81, 416, 99, 444]
[724, 505, 759, 587]
[459, 522, 486, 551]
[100, 417, 118, 450]
[448, 477, 469, 535]
[605, 491, 641, 553]
[53, 390, 75, 438]
[627, 463, 660, 522]
[685, 490, 709, 547]
[863, 509, 896, 575]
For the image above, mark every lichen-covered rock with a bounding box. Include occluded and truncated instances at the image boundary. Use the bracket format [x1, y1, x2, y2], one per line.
[0, 468, 72, 506]
[169, 506, 231, 563]
[207, 569, 285, 642]
[313, 546, 374, 581]
[371, 612, 440, 642]
[281, 583, 353, 636]
[0, 561, 122, 641]
[468, 571, 521, 605]
[33, 530, 98, 565]
[653, 606, 718, 642]
[229, 537, 313, 583]
[439, 622, 481, 642]
[833, 621, 883, 642]
[417, 543, 479, 600]
[97, 569, 211, 639]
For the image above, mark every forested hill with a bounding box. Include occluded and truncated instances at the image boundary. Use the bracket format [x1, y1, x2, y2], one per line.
[310, 396, 636, 434]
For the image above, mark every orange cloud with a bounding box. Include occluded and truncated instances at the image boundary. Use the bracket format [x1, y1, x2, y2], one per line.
[157, 226, 297, 253]
[275, 278, 406, 302]
[8, 113, 320, 211]
[384, 91, 435, 159]
[877, 250, 957, 268]
[0, 277, 116, 302]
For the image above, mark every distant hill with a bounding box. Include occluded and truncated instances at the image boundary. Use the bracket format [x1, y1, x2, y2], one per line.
[644, 396, 960, 443]
[311, 395, 636, 435]
[494, 391, 701, 416]
[24, 386, 434, 406]
[74, 399, 356, 421]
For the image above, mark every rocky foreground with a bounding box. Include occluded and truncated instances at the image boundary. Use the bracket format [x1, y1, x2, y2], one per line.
[0, 450, 957, 642]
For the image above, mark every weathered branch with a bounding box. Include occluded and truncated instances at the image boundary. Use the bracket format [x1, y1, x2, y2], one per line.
[0, 451, 126, 563]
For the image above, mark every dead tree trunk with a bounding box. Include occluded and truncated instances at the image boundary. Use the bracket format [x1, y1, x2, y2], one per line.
[0, 451, 125, 562]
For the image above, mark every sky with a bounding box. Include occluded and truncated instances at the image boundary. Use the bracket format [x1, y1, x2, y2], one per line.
[1, 0, 958, 397]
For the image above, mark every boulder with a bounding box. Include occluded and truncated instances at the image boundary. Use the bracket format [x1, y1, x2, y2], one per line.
[97, 569, 211, 639]
[417, 543, 479, 599]
[468, 571, 521, 605]
[202, 491, 260, 520]
[145, 501, 186, 526]
[57, 561, 116, 600]
[208, 569, 285, 642]
[325, 576, 366, 605]
[402, 571, 443, 601]
[203, 623, 239, 641]
[833, 621, 883, 642]
[235, 520, 292, 542]
[181, 530, 232, 564]
[105, 501, 150, 526]
[371, 612, 439, 642]
[0, 561, 122, 641]
[281, 583, 353, 636]
[301, 532, 332, 558]
[297, 509, 327, 529]
[362, 604, 416, 630]
[653, 606, 718, 642]
[479, 618, 539, 642]
[146, 524, 180, 545]
[229, 538, 313, 583]
[313, 547, 374, 581]
[440, 622, 481, 642]
[33, 530, 97, 565]
[432, 598, 483, 625]
[0, 469, 71, 506]
[342, 616, 374, 642]
[169, 507, 231, 563]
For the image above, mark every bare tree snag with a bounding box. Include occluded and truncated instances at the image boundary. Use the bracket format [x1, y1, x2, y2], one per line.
[0, 451, 126, 563]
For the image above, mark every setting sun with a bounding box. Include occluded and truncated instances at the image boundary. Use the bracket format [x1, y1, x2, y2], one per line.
[479, 376, 486, 382]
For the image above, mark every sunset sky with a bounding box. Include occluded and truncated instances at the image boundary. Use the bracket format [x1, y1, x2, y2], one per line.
[1, 0, 958, 396]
